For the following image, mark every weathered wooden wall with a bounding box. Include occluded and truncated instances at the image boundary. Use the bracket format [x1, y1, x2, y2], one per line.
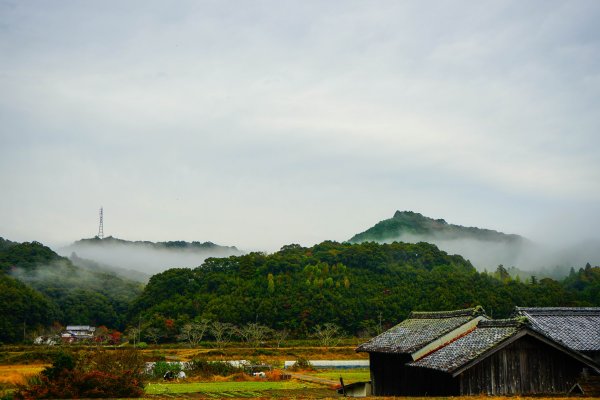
[459, 336, 586, 395]
[369, 352, 410, 396]
[369, 352, 458, 396]
[583, 350, 600, 364]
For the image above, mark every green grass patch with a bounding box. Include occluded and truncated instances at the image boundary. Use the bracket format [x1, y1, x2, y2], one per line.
[307, 368, 370, 384]
[145, 381, 315, 394]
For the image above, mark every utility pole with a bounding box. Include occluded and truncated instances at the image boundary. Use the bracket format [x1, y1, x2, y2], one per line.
[98, 207, 104, 239]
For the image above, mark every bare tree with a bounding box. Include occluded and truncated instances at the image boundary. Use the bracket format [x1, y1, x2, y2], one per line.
[272, 328, 289, 348]
[144, 328, 163, 345]
[312, 323, 343, 348]
[178, 319, 211, 347]
[236, 323, 273, 348]
[210, 321, 235, 349]
[128, 327, 141, 347]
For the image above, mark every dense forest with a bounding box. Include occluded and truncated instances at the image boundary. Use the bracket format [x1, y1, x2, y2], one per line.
[130, 240, 600, 340]
[1, 236, 599, 344]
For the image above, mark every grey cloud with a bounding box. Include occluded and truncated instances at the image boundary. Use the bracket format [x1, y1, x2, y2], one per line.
[0, 1, 599, 255]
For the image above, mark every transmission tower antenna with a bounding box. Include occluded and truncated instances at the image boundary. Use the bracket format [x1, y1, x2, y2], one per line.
[98, 207, 104, 239]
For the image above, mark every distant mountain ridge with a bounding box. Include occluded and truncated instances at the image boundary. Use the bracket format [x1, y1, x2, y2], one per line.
[73, 236, 239, 251]
[350, 211, 525, 244]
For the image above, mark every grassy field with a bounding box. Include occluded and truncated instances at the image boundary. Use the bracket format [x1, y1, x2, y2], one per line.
[307, 368, 370, 384]
[0, 364, 47, 385]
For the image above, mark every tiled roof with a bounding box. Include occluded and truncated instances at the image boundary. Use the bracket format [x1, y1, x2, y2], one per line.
[409, 320, 519, 373]
[356, 308, 485, 354]
[515, 307, 600, 351]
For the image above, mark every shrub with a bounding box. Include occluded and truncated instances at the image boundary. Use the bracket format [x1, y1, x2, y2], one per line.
[187, 359, 243, 378]
[14, 349, 146, 399]
[15, 369, 144, 399]
[149, 361, 182, 379]
[288, 357, 313, 371]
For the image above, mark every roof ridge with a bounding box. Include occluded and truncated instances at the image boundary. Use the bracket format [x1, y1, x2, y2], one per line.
[478, 319, 521, 328]
[516, 307, 600, 316]
[410, 307, 485, 319]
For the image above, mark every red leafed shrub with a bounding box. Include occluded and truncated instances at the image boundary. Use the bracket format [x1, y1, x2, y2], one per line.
[15, 350, 146, 399]
[75, 370, 144, 398]
[16, 369, 144, 399]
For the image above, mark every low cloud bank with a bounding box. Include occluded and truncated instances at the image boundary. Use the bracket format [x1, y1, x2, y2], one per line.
[58, 239, 244, 276]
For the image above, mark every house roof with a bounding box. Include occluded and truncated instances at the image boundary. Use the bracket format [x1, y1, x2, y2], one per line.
[515, 307, 600, 352]
[356, 308, 486, 354]
[65, 325, 95, 331]
[409, 319, 600, 377]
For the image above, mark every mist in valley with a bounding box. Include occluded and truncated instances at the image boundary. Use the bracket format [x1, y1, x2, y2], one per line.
[57, 238, 244, 278]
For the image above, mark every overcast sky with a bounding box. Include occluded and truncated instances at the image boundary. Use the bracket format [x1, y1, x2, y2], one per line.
[1, 0, 599, 252]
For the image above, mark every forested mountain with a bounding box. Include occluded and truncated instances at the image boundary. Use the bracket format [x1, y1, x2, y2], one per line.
[130, 241, 600, 340]
[350, 211, 532, 271]
[350, 211, 525, 244]
[0, 238, 143, 342]
[61, 236, 243, 276]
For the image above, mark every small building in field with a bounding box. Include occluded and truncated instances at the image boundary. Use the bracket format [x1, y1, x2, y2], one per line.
[514, 307, 600, 363]
[61, 325, 96, 343]
[357, 307, 600, 396]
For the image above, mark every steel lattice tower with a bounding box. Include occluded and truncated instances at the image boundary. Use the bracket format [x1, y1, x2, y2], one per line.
[98, 207, 104, 239]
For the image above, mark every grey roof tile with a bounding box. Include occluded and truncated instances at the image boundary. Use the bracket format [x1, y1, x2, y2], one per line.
[409, 320, 519, 373]
[356, 308, 485, 354]
[515, 307, 600, 351]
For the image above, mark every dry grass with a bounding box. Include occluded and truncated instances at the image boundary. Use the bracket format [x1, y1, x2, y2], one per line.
[0, 364, 47, 385]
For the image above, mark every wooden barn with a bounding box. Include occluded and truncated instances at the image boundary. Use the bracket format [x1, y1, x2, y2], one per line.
[356, 307, 488, 396]
[514, 307, 600, 363]
[357, 307, 600, 396]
